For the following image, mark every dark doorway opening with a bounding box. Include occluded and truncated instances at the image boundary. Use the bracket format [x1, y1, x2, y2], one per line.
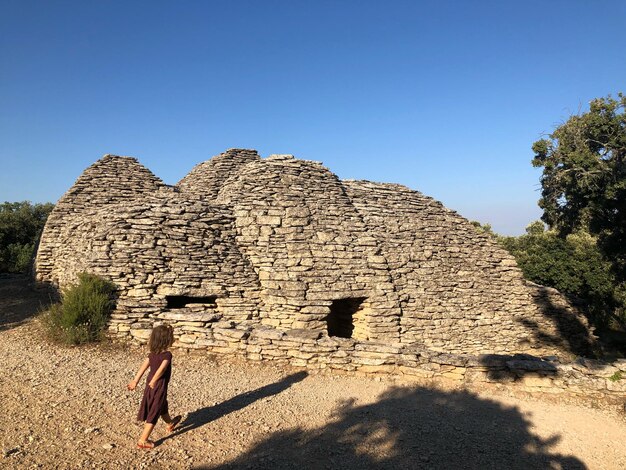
[326, 297, 366, 338]
[166, 295, 217, 309]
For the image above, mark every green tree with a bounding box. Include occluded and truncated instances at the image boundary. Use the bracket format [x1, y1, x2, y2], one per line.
[0, 201, 54, 273]
[470, 220, 495, 236]
[531, 93, 626, 282]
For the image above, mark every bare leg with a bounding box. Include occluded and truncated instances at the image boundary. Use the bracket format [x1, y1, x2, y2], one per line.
[138, 423, 155, 446]
[163, 413, 181, 432]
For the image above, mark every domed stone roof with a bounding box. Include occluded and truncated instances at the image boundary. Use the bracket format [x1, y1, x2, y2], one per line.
[35, 150, 592, 357]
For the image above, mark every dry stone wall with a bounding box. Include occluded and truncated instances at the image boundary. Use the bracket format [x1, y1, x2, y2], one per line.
[342, 180, 591, 355]
[88, 194, 262, 327]
[115, 316, 626, 404]
[36, 155, 165, 287]
[215, 155, 401, 340]
[35, 155, 263, 337]
[177, 148, 261, 199]
[37, 149, 596, 378]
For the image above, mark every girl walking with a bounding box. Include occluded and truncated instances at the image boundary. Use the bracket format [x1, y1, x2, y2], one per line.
[127, 324, 181, 449]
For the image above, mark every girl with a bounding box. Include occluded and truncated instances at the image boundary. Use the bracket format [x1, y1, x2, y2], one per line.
[127, 324, 181, 449]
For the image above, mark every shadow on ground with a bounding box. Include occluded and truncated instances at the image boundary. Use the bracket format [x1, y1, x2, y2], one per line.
[199, 385, 584, 470]
[0, 274, 54, 332]
[159, 371, 309, 445]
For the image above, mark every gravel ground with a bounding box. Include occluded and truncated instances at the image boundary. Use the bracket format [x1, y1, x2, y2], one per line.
[1, 276, 626, 470]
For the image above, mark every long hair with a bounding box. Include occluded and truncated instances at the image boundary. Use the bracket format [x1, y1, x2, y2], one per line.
[148, 324, 174, 354]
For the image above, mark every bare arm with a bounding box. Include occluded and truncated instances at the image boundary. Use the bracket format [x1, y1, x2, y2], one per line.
[127, 358, 150, 391]
[148, 359, 170, 389]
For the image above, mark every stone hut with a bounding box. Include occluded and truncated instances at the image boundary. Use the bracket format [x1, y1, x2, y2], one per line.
[35, 149, 593, 368]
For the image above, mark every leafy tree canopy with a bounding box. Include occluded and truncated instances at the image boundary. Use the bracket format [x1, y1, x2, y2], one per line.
[532, 93, 626, 281]
[0, 201, 54, 273]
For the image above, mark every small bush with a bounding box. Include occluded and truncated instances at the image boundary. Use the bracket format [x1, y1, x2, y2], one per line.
[42, 273, 116, 344]
[608, 371, 623, 382]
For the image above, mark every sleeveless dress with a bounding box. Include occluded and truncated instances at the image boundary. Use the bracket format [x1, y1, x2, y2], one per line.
[137, 351, 172, 425]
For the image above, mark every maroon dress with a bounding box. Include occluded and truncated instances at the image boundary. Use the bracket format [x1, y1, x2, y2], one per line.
[137, 351, 172, 425]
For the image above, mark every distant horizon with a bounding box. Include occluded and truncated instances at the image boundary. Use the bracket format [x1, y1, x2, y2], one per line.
[2, 1, 625, 236]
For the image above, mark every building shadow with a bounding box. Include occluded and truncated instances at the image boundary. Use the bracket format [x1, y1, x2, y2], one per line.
[477, 285, 597, 381]
[158, 371, 309, 445]
[477, 353, 558, 382]
[525, 284, 595, 358]
[199, 385, 585, 470]
[0, 274, 54, 332]
[593, 326, 626, 357]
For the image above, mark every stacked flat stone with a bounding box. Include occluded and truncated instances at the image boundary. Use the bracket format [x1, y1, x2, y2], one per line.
[35, 155, 262, 339]
[342, 181, 591, 354]
[36, 149, 594, 368]
[216, 155, 401, 340]
[177, 148, 261, 199]
[35, 155, 165, 285]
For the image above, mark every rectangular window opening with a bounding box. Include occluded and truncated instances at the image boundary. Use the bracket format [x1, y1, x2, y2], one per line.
[326, 297, 367, 339]
[166, 295, 217, 309]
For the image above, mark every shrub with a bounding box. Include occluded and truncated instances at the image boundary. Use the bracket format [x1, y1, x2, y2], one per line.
[498, 222, 624, 330]
[42, 273, 116, 344]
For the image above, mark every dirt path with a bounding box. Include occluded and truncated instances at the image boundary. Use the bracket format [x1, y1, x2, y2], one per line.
[1, 276, 625, 469]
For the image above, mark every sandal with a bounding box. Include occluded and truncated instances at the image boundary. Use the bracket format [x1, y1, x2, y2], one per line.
[137, 440, 155, 450]
[166, 415, 182, 433]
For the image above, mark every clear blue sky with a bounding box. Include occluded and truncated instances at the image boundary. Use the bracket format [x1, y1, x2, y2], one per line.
[1, 1, 624, 235]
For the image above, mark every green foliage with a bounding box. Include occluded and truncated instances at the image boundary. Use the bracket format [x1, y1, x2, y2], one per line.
[531, 93, 626, 284]
[0, 201, 54, 273]
[470, 220, 495, 235]
[608, 371, 623, 382]
[524, 220, 546, 236]
[499, 222, 622, 329]
[42, 273, 117, 345]
[7, 242, 36, 273]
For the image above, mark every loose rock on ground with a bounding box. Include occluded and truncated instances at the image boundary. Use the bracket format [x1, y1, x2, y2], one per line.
[1, 276, 625, 469]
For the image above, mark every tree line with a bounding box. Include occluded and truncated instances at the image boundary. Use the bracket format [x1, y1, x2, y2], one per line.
[0, 201, 54, 273]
